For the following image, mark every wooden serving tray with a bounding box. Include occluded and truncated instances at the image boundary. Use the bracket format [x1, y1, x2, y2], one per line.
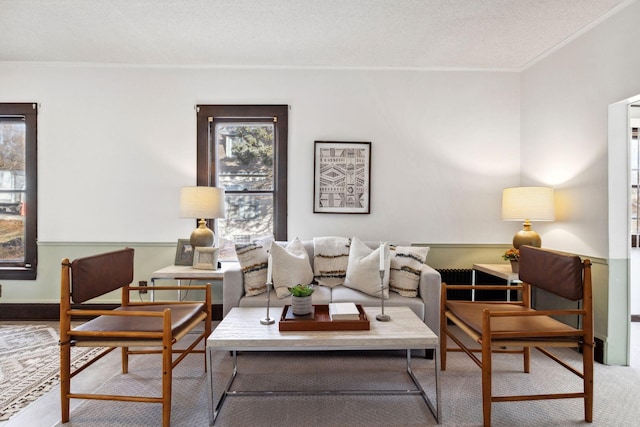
[279, 304, 370, 331]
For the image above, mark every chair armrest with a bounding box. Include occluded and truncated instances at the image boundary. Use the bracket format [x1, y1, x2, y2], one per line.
[223, 265, 245, 318]
[418, 264, 442, 336]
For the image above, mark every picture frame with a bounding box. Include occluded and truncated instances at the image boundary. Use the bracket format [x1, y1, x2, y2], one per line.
[314, 141, 371, 214]
[174, 239, 194, 266]
[193, 247, 219, 270]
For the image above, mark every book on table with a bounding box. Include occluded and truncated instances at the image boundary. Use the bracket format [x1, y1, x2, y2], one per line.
[328, 302, 360, 320]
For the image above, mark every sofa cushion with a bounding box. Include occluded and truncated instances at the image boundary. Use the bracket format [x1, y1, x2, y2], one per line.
[330, 286, 425, 321]
[235, 236, 273, 297]
[389, 245, 429, 297]
[271, 238, 314, 298]
[343, 237, 390, 299]
[239, 285, 332, 309]
[313, 236, 351, 288]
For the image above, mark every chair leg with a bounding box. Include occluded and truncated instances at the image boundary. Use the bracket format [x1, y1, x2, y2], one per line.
[440, 327, 448, 370]
[162, 340, 173, 427]
[481, 339, 492, 427]
[121, 346, 129, 374]
[60, 340, 71, 423]
[584, 343, 594, 422]
[524, 346, 530, 373]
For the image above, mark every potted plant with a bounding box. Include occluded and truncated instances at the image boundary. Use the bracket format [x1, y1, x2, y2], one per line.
[288, 284, 314, 315]
[502, 248, 520, 273]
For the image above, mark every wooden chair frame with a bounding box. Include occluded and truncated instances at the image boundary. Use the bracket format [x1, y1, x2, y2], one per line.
[59, 248, 212, 427]
[440, 246, 593, 426]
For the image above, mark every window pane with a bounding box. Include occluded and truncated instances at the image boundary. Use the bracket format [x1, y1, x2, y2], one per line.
[217, 194, 273, 260]
[0, 122, 25, 263]
[215, 123, 274, 192]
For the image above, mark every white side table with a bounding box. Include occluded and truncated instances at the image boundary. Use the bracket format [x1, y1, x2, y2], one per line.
[471, 263, 521, 302]
[150, 262, 237, 301]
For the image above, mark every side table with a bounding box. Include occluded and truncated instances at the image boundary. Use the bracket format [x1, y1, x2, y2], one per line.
[150, 262, 237, 302]
[472, 263, 521, 302]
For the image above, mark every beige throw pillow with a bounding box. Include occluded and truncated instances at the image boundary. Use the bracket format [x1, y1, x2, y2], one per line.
[234, 236, 272, 297]
[344, 237, 390, 299]
[389, 246, 429, 297]
[271, 238, 314, 298]
[313, 236, 351, 287]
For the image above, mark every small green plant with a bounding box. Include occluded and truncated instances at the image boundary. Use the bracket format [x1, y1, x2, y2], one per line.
[288, 284, 314, 297]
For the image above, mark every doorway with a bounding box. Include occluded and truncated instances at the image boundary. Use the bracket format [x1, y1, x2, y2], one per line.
[630, 103, 640, 367]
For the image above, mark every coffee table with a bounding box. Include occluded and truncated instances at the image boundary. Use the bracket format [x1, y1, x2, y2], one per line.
[206, 306, 440, 425]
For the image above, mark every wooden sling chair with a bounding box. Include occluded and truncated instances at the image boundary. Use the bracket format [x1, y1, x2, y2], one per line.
[59, 248, 212, 427]
[440, 245, 593, 426]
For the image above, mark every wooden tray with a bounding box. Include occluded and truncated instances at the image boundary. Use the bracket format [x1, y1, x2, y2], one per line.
[278, 304, 370, 331]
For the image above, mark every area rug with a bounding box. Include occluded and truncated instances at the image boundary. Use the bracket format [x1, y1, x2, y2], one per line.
[50, 341, 640, 426]
[0, 324, 103, 421]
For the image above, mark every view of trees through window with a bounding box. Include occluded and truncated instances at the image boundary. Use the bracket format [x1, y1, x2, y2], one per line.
[0, 120, 26, 262]
[215, 122, 275, 259]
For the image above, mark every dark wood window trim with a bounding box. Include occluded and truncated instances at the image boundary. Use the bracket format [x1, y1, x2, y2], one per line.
[196, 105, 288, 241]
[0, 103, 37, 280]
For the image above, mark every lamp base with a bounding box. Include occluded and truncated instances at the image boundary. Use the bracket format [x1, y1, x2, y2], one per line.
[190, 219, 214, 247]
[512, 221, 541, 249]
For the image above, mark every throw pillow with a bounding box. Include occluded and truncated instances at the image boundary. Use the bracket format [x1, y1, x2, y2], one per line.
[270, 238, 314, 298]
[234, 236, 273, 297]
[343, 237, 390, 299]
[389, 246, 430, 297]
[313, 236, 351, 287]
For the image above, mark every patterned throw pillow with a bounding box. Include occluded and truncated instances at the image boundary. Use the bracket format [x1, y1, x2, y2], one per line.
[343, 237, 390, 299]
[313, 236, 351, 287]
[271, 238, 314, 298]
[389, 246, 429, 297]
[234, 236, 273, 297]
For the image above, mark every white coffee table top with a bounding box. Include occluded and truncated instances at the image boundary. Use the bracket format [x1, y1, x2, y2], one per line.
[207, 306, 438, 351]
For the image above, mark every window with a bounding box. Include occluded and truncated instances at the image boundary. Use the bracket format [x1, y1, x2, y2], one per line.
[196, 105, 288, 260]
[0, 103, 37, 279]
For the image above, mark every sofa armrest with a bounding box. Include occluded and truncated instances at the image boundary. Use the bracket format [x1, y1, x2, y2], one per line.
[417, 264, 442, 336]
[223, 265, 245, 318]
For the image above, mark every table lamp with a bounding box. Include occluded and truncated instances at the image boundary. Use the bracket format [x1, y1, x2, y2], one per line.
[502, 186, 555, 248]
[180, 186, 226, 248]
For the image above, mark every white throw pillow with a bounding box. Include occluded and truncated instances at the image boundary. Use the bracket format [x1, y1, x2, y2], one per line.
[271, 238, 314, 298]
[313, 236, 351, 287]
[389, 245, 429, 297]
[343, 237, 390, 299]
[234, 236, 273, 297]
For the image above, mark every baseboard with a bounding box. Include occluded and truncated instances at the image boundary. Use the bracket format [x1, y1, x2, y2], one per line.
[0, 303, 223, 321]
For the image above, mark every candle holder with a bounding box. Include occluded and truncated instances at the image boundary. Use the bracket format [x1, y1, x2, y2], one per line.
[260, 281, 275, 325]
[376, 269, 390, 322]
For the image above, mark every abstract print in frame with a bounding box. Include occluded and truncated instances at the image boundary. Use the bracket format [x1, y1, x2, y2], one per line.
[314, 141, 371, 214]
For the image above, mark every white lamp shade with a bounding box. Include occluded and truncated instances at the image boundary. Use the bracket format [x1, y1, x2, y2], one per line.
[180, 186, 226, 219]
[502, 187, 555, 222]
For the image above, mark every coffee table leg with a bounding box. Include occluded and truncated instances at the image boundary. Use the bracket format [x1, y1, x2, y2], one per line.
[209, 350, 239, 426]
[406, 348, 440, 423]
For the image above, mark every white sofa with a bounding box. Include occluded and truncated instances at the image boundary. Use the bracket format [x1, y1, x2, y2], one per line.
[222, 239, 441, 335]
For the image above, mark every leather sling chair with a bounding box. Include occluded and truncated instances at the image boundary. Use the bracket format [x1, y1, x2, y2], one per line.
[59, 248, 211, 427]
[440, 245, 593, 426]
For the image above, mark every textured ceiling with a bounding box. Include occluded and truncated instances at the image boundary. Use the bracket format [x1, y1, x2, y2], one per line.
[0, 0, 631, 70]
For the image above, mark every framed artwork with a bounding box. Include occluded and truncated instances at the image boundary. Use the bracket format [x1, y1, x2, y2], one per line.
[174, 239, 194, 266]
[193, 247, 219, 270]
[313, 141, 371, 214]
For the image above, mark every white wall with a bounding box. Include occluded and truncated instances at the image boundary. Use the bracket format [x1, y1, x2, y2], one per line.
[0, 65, 521, 246]
[0, 64, 522, 305]
[521, 0, 640, 364]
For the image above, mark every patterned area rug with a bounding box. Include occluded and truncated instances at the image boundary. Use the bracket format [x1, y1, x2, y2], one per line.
[0, 324, 103, 421]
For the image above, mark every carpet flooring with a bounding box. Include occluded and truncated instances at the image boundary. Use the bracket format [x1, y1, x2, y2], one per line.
[0, 325, 103, 421]
[48, 342, 640, 426]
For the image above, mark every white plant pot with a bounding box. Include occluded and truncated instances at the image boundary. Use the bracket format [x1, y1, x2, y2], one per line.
[291, 295, 313, 316]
